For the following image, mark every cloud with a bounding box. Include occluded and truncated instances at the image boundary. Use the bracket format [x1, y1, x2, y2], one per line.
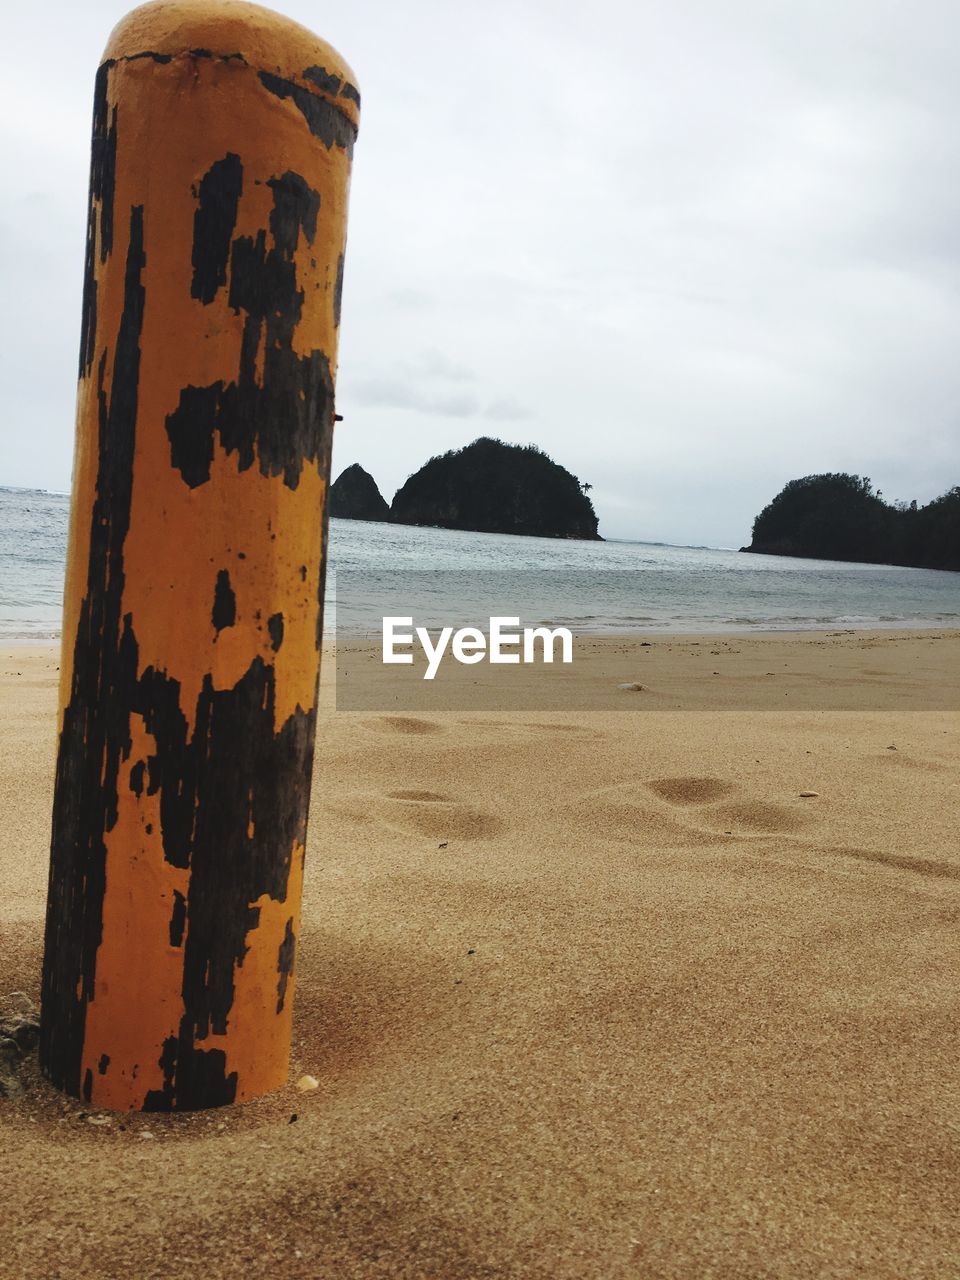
[387, 288, 435, 311]
[346, 349, 481, 416]
[408, 350, 476, 383]
[350, 377, 479, 418]
[483, 398, 534, 422]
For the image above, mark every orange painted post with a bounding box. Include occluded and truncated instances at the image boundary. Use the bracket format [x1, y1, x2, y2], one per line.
[39, 0, 359, 1110]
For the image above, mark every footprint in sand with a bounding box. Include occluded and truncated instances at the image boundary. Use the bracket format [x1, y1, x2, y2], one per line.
[647, 776, 735, 806]
[382, 792, 502, 840]
[562, 786, 718, 847]
[645, 776, 811, 837]
[701, 800, 809, 835]
[373, 716, 442, 736]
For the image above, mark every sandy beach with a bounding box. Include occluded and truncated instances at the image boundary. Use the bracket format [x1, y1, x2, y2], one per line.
[2, 630, 959, 1278]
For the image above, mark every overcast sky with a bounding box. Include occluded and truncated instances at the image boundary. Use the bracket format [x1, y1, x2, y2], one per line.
[2, 0, 959, 546]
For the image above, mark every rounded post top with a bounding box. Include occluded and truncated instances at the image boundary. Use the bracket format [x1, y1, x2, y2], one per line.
[103, 0, 359, 130]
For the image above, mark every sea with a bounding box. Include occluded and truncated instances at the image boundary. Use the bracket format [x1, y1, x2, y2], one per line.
[2, 485, 959, 642]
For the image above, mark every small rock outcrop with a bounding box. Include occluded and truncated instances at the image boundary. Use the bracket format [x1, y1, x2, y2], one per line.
[329, 464, 390, 522]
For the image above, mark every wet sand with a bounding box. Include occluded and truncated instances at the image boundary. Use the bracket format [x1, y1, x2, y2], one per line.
[1, 631, 959, 1278]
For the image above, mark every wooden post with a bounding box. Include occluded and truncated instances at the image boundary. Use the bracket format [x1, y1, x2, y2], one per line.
[39, 0, 359, 1110]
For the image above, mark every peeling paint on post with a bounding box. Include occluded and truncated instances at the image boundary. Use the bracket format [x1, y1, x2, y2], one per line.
[39, 0, 359, 1111]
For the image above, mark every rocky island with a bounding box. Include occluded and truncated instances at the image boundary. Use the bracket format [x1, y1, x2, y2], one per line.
[329, 463, 390, 522]
[743, 473, 960, 571]
[390, 438, 601, 540]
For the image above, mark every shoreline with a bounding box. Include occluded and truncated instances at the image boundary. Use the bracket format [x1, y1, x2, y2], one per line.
[6, 620, 959, 645]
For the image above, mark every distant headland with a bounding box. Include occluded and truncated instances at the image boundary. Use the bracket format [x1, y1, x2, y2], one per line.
[742, 473, 960, 571]
[329, 438, 602, 541]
